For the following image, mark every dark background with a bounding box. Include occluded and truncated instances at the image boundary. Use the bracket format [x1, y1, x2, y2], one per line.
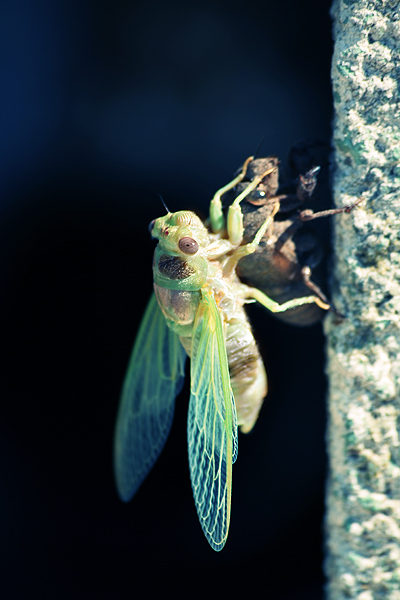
[1, 1, 334, 598]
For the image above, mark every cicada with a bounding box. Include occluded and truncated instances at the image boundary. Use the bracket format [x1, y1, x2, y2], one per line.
[113, 161, 331, 551]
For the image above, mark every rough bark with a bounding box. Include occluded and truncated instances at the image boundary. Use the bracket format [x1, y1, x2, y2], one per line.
[325, 1, 400, 598]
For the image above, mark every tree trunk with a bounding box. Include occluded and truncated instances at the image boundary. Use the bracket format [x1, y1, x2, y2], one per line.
[325, 1, 400, 598]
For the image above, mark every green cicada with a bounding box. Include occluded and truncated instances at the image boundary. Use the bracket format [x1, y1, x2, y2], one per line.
[114, 158, 330, 551]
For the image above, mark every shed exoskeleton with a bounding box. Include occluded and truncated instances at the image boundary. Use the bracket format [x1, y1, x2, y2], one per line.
[210, 143, 362, 326]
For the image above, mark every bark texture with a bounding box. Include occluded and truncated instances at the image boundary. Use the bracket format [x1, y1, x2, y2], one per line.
[326, 1, 400, 598]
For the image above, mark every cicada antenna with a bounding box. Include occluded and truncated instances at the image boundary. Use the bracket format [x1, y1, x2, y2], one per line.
[159, 194, 170, 214]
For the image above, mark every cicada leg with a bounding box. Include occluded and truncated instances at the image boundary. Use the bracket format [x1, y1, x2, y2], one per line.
[300, 266, 345, 318]
[222, 200, 280, 277]
[226, 165, 278, 246]
[245, 284, 331, 313]
[298, 196, 364, 222]
[209, 156, 254, 234]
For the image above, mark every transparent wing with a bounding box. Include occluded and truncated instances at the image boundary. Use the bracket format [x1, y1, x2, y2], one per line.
[114, 293, 187, 502]
[187, 289, 238, 551]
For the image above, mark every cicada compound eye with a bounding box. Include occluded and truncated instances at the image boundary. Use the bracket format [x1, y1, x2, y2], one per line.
[179, 237, 199, 255]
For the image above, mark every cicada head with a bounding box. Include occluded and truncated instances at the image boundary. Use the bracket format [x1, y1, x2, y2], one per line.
[149, 211, 209, 254]
[150, 211, 210, 291]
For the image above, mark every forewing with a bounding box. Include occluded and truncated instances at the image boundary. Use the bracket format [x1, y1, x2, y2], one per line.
[114, 293, 187, 502]
[187, 290, 238, 551]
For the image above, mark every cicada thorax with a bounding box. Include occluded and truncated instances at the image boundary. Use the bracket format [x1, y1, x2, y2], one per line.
[152, 246, 206, 337]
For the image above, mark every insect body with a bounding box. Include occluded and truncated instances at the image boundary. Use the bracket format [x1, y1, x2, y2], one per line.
[114, 168, 331, 551]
